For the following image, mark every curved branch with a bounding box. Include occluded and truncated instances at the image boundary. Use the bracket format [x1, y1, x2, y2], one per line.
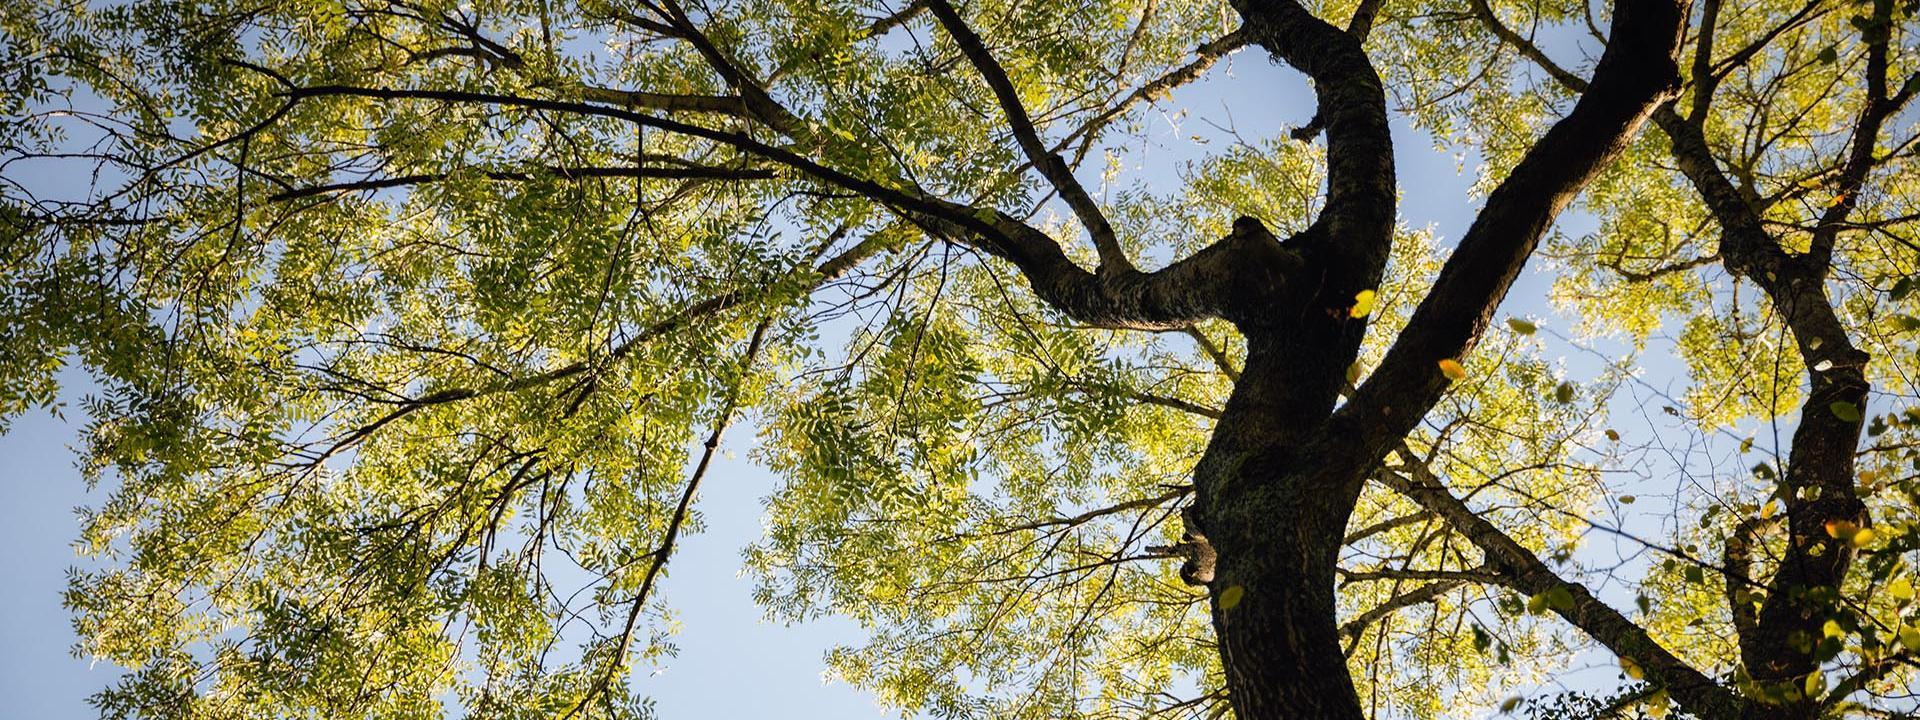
[925, 0, 1131, 273]
[1231, 0, 1395, 275]
[1331, 0, 1683, 484]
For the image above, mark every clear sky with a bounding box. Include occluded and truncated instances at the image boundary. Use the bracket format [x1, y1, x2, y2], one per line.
[0, 23, 1675, 719]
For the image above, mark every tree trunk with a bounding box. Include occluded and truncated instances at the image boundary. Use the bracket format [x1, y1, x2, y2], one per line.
[1192, 325, 1372, 719]
[1208, 507, 1363, 718]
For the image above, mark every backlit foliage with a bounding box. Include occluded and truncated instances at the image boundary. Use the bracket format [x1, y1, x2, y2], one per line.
[2, 0, 1918, 718]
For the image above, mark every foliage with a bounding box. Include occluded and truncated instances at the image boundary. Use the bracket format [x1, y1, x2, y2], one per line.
[2, 0, 1918, 718]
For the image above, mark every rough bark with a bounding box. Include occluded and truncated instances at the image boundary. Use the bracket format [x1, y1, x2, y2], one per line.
[1657, 100, 1875, 720]
[1198, 331, 1374, 718]
[1183, 1, 1687, 717]
[1380, 462, 1748, 719]
[1469, 1, 1911, 714]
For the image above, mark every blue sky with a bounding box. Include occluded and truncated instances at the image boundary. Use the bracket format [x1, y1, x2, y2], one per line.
[0, 23, 1683, 719]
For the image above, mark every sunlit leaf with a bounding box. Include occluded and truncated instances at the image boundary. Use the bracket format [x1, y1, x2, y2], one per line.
[1350, 289, 1378, 318]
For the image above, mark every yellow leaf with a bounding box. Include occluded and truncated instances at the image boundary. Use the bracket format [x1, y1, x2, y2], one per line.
[1823, 619, 1845, 639]
[1761, 499, 1780, 519]
[1825, 519, 1860, 540]
[1619, 656, 1644, 680]
[1889, 578, 1914, 602]
[1349, 289, 1378, 318]
[1805, 670, 1826, 698]
[1219, 584, 1245, 611]
[1506, 317, 1537, 335]
[1852, 527, 1876, 548]
[1437, 358, 1467, 381]
[1899, 626, 1920, 652]
[1646, 689, 1670, 718]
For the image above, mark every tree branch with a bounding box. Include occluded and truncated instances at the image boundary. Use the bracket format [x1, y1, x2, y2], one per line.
[567, 316, 772, 720]
[1053, 30, 1249, 164]
[1378, 455, 1746, 719]
[1331, 0, 1683, 490]
[1232, 0, 1395, 275]
[925, 0, 1132, 274]
[1338, 579, 1466, 639]
[1469, 0, 1589, 93]
[1807, 0, 1904, 269]
[573, 86, 754, 117]
[269, 164, 774, 201]
[1338, 566, 1501, 585]
[1063, 377, 1224, 419]
[986, 487, 1191, 537]
[1342, 510, 1433, 544]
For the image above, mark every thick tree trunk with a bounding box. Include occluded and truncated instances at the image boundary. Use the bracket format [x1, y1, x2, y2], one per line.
[1211, 526, 1361, 718]
[1191, 326, 1373, 719]
[1192, 1, 1681, 715]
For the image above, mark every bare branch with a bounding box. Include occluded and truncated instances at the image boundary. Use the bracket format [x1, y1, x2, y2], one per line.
[567, 317, 773, 720]
[1338, 579, 1465, 639]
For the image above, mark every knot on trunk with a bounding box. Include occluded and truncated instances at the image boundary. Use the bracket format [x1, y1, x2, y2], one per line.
[1178, 530, 1217, 585]
[1151, 508, 1217, 585]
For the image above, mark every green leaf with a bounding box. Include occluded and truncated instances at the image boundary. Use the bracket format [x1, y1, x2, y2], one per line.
[1545, 586, 1574, 611]
[1219, 585, 1246, 611]
[1506, 317, 1537, 335]
[1830, 401, 1862, 423]
[1805, 670, 1826, 698]
[1526, 592, 1551, 615]
[1888, 578, 1914, 602]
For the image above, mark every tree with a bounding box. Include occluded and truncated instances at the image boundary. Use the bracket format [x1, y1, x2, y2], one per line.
[1, 0, 1916, 717]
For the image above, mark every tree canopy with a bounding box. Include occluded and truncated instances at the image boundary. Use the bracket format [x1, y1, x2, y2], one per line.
[2, 0, 1918, 717]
